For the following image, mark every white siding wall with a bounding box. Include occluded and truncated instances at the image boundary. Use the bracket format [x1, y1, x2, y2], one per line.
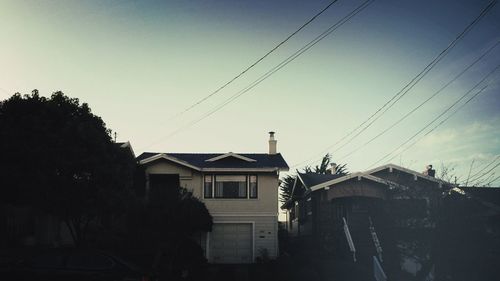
[144, 160, 279, 214]
[143, 159, 281, 262]
[203, 174, 279, 214]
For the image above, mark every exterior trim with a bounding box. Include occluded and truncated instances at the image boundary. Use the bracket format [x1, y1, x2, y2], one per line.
[201, 168, 282, 172]
[206, 152, 257, 162]
[139, 153, 201, 171]
[296, 171, 308, 188]
[309, 172, 389, 192]
[365, 163, 450, 186]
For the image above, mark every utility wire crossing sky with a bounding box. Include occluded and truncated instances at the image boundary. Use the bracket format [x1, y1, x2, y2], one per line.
[1, 0, 499, 185]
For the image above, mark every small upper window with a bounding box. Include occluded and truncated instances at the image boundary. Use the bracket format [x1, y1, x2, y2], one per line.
[249, 175, 258, 198]
[204, 175, 213, 198]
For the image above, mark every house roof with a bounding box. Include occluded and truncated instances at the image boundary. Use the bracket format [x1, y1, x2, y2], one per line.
[280, 172, 390, 210]
[297, 172, 344, 188]
[309, 172, 391, 192]
[365, 163, 452, 187]
[137, 152, 289, 171]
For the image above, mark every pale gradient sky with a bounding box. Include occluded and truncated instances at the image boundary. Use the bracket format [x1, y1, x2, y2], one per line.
[1, 0, 499, 186]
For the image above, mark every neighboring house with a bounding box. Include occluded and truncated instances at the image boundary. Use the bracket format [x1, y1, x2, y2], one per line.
[136, 132, 289, 264]
[281, 164, 453, 275]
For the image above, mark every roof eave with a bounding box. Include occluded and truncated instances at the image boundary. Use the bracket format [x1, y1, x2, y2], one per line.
[309, 172, 390, 192]
[138, 153, 202, 171]
[365, 163, 451, 187]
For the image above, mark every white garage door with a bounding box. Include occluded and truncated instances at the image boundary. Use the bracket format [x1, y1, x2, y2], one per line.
[209, 223, 253, 264]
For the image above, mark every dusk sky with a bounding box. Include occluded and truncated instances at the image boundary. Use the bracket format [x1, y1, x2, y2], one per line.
[1, 0, 499, 186]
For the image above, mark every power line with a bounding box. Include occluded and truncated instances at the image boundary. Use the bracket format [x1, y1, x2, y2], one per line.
[141, 0, 375, 150]
[484, 174, 500, 186]
[470, 162, 500, 185]
[378, 84, 492, 167]
[169, 0, 340, 120]
[468, 155, 500, 182]
[469, 155, 500, 178]
[290, 0, 498, 169]
[338, 40, 500, 161]
[369, 65, 499, 168]
[472, 172, 497, 186]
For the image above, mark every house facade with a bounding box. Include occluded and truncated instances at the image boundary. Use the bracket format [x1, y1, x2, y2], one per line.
[282, 164, 453, 277]
[136, 132, 288, 264]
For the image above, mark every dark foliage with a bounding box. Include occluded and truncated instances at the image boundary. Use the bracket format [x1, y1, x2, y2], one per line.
[125, 186, 212, 280]
[279, 153, 347, 204]
[0, 90, 136, 246]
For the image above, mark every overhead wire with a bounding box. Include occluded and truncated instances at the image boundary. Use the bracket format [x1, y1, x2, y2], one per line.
[484, 174, 500, 186]
[368, 64, 500, 168]
[142, 0, 375, 150]
[290, 0, 498, 169]
[168, 0, 340, 120]
[337, 40, 500, 161]
[468, 156, 500, 183]
[467, 154, 500, 180]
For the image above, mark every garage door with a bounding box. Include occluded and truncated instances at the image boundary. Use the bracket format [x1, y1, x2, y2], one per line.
[209, 223, 253, 264]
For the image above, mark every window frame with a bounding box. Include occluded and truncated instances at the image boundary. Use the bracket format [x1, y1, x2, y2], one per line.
[214, 175, 248, 199]
[204, 175, 213, 199]
[203, 174, 258, 199]
[249, 175, 258, 199]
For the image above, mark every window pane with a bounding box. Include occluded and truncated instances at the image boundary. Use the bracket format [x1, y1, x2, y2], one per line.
[204, 175, 212, 198]
[249, 175, 257, 198]
[215, 175, 247, 198]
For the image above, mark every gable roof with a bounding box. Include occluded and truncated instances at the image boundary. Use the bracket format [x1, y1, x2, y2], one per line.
[281, 172, 390, 210]
[365, 163, 452, 187]
[297, 172, 344, 189]
[309, 172, 391, 192]
[137, 152, 289, 172]
[205, 152, 257, 162]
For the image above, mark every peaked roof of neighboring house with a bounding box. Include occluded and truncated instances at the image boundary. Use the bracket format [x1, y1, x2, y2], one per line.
[280, 172, 390, 209]
[136, 152, 289, 171]
[297, 172, 344, 188]
[308, 172, 391, 192]
[365, 163, 452, 187]
[115, 141, 135, 157]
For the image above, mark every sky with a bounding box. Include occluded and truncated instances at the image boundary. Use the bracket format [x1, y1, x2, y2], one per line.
[1, 0, 499, 186]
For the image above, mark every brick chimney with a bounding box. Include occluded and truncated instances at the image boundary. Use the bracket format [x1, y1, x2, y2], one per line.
[268, 131, 277, 155]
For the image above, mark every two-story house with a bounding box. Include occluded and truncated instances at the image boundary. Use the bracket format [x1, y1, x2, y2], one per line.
[136, 132, 288, 264]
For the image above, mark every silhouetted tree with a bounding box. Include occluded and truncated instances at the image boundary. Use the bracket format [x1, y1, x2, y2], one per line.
[0, 90, 135, 246]
[127, 186, 212, 280]
[279, 154, 347, 203]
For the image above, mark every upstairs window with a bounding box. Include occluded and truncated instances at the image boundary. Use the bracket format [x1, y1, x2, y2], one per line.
[204, 175, 213, 198]
[204, 174, 259, 199]
[249, 175, 258, 198]
[215, 175, 247, 198]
